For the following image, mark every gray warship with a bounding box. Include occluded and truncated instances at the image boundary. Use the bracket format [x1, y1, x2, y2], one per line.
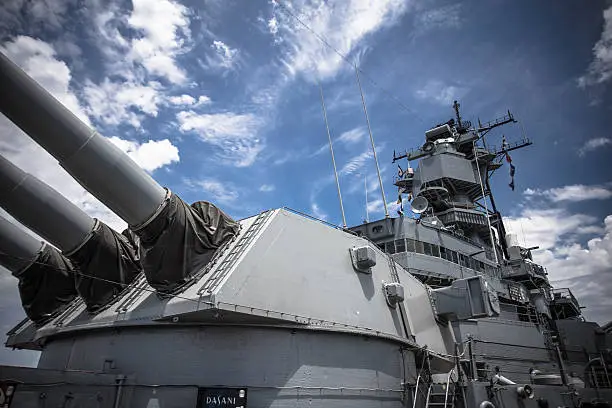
[0, 50, 611, 408]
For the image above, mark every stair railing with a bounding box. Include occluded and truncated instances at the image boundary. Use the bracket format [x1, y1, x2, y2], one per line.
[444, 368, 455, 407]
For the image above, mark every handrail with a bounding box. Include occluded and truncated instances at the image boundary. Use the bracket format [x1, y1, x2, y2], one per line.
[425, 383, 432, 408]
[444, 368, 455, 407]
[282, 207, 356, 235]
[413, 373, 421, 408]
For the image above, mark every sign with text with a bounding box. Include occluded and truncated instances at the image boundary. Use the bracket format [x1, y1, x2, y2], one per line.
[197, 388, 247, 408]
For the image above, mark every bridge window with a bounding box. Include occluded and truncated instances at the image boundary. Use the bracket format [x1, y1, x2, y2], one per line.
[395, 239, 406, 253]
[405, 238, 416, 252]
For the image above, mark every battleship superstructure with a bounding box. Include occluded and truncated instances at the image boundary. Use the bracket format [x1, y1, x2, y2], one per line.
[0, 51, 610, 408]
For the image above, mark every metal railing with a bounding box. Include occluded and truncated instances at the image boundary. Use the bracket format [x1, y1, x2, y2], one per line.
[444, 368, 455, 408]
[551, 288, 579, 306]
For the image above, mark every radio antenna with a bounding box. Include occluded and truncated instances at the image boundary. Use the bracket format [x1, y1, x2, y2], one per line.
[355, 64, 389, 218]
[318, 80, 347, 228]
[364, 175, 369, 223]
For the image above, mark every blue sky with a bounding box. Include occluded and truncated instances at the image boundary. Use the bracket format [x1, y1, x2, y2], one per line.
[0, 0, 611, 366]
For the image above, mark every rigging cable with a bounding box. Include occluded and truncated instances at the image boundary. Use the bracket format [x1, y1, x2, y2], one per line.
[274, 0, 425, 123]
[472, 140, 499, 265]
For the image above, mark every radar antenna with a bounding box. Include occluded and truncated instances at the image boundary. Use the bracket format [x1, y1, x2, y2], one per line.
[410, 196, 429, 214]
[453, 100, 463, 129]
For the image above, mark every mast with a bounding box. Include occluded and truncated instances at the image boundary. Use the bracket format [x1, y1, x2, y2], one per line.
[355, 65, 389, 218]
[392, 101, 531, 261]
[365, 175, 369, 223]
[318, 81, 347, 228]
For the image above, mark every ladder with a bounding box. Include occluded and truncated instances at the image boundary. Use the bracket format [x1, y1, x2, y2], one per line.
[425, 370, 456, 408]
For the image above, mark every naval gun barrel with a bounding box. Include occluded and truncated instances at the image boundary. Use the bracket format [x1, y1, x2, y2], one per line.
[0, 154, 140, 312]
[0, 51, 239, 294]
[0, 213, 42, 273]
[0, 155, 94, 253]
[0, 51, 165, 227]
[0, 213, 78, 324]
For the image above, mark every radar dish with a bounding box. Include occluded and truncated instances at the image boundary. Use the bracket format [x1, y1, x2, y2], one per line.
[422, 141, 435, 153]
[410, 196, 429, 214]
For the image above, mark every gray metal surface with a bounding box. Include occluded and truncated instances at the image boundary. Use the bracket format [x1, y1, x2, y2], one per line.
[0, 52, 165, 226]
[34, 326, 411, 407]
[6, 210, 451, 362]
[0, 212, 42, 273]
[0, 154, 94, 252]
[1, 81, 611, 407]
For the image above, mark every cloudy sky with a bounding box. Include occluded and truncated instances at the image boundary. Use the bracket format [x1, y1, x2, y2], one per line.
[0, 0, 611, 366]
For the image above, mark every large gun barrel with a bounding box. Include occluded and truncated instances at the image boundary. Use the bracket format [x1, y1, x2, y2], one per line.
[0, 52, 165, 226]
[0, 155, 94, 253]
[0, 213, 77, 324]
[0, 51, 239, 295]
[0, 213, 42, 273]
[0, 154, 140, 311]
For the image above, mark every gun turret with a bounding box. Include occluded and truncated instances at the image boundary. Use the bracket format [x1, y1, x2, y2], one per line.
[0, 51, 239, 295]
[0, 214, 77, 324]
[0, 155, 140, 312]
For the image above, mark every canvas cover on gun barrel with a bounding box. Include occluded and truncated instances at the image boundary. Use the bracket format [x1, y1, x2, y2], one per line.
[13, 244, 78, 324]
[135, 192, 239, 294]
[70, 221, 141, 312]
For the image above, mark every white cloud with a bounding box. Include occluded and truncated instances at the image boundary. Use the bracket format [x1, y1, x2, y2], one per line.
[1, 36, 90, 125]
[168, 94, 212, 107]
[169, 94, 196, 105]
[274, 0, 409, 80]
[578, 6, 612, 87]
[337, 127, 366, 144]
[107, 137, 180, 172]
[505, 208, 600, 250]
[259, 184, 276, 192]
[0, 36, 178, 233]
[366, 196, 402, 216]
[268, 16, 279, 35]
[0, 121, 127, 232]
[506, 208, 612, 324]
[177, 110, 264, 167]
[524, 184, 612, 202]
[339, 150, 373, 176]
[578, 137, 611, 157]
[415, 4, 461, 34]
[83, 79, 163, 127]
[312, 127, 366, 156]
[207, 40, 239, 70]
[415, 79, 467, 105]
[197, 95, 212, 105]
[186, 178, 239, 204]
[80, 0, 192, 128]
[128, 0, 190, 84]
[0, 0, 75, 32]
[311, 202, 328, 221]
[367, 198, 384, 214]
